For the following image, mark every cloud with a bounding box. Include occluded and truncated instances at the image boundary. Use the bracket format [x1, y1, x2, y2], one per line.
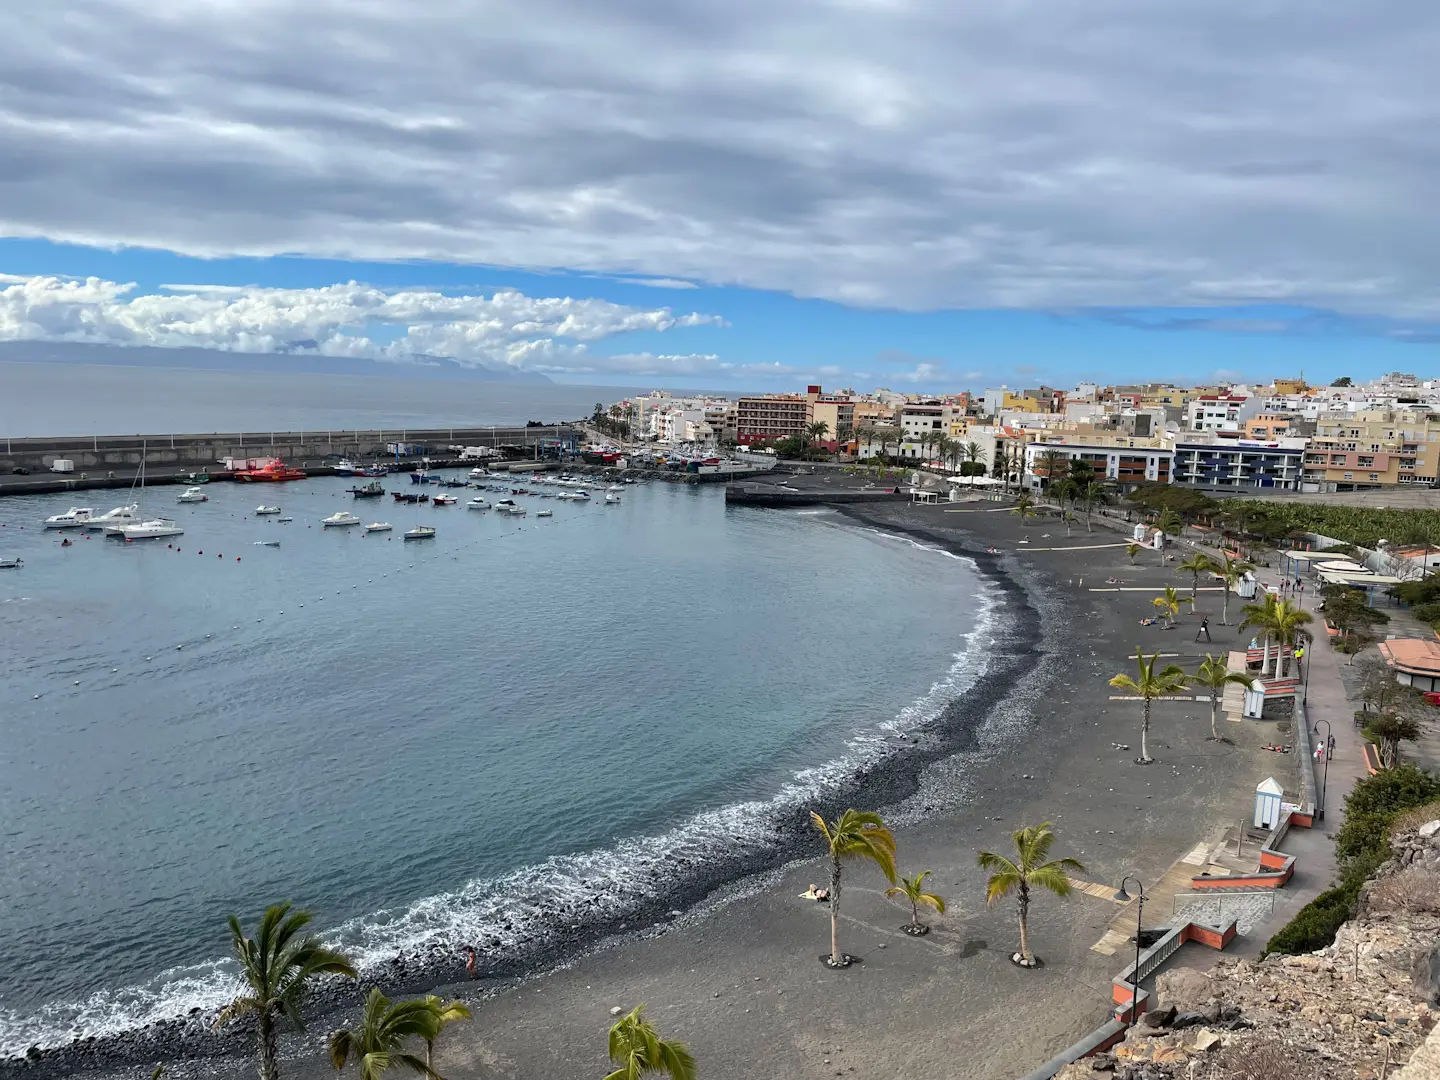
[5, 3, 1440, 317]
[0, 274, 723, 374]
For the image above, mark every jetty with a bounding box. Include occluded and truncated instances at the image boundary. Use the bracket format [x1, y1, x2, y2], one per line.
[0, 425, 579, 495]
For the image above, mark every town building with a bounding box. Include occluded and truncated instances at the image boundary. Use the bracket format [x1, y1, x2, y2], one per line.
[1186, 394, 1263, 432]
[1022, 437, 1173, 491]
[1171, 437, 1308, 491]
[735, 392, 812, 445]
[1301, 407, 1440, 491]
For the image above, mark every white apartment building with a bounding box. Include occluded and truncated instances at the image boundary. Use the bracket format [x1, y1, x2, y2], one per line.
[1171, 436, 1309, 491]
[1185, 395, 1263, 432]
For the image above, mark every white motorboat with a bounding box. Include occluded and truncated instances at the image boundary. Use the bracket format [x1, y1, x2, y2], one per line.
[109, 518, 184, 540]
[85, 503, 141, 529]
[469, 466, 491, 478]
[277, 516, 293, 523]
[432, 494, 457, 506]
[253, 540, 281, 547]
[467, 498, 489, 510]
[176, 486, 209, 503]
[322, 511, 362, 527]
[255, 505, 281, 515]
[44, 507, 94, 529]
[333, 458, 362, 475]
[494, 499, 526, 516]
[557, 490, 589, 501]
[535, 508, 553, 517]
[365, 522, 393, 532]
[0, 557, 22, 569]
[606, 485, 623, 491]
[404, 525, 436, 540]
[604, 493, 621, 504]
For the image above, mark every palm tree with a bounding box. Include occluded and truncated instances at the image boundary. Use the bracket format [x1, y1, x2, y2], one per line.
[605, 1005, 696, 1080]
[1155, 507, 1184, 540]
[1273, 599, 1313, 677]
[1240, 593, 1281, 676]
[328, 989, 443, 1080]
[1214, 553, 1254, 625]
[886, 870, 946, 933]
[1010, 492, 1036, 522]
[806, 420, 830, 452]
[933, 434, 954, 472]
[419, 997, 472, 1073]
[1159, 584, 1190, 626]
[1079, 481, 1111, 532]
[1038, 448, 1068, 491]
[1109, 650, 1189, 764]
[1126, 542, 1142, 563]
[810, 808, 898, 967]
[217, 904, 357, 1080]
[1175, 552, 1214, 605]
[1192, 654, 1253, 740]
[977, 822, 1084, 967]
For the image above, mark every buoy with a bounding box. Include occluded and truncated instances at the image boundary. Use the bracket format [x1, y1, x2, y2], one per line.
[198, 550, 203, 555]
[145, 656, 152, 661]
[33, 694, 40, 699]
[112, 668, 118, 673]
[236, 557, 240, 561]
[218, 553, 223, 558]
[176, 645, 183, 650]
[74, 680, 80, 685]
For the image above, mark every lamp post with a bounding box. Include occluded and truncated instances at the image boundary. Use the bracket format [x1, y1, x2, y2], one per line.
[1113, 876, 1146, 1026]
[1313, 718, 1332, 821]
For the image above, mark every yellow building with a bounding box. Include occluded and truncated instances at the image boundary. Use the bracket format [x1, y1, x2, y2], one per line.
[1303, 408, 1440, 490]
[1244, 414, 1296, 441]
[1272, 378, 1308, 395]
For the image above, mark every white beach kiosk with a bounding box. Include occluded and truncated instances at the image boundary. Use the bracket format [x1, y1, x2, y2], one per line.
[1254, 777, 1284, 830]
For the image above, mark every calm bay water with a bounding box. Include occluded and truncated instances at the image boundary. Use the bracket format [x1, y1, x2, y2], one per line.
[0, 362, 650, 436]
[0, 473, 995, 1057]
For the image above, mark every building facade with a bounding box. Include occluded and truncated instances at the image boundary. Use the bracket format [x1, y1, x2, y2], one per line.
[1023, 440, 1172, 491]
[1302, 408, 1440, 490]
[735, 393, 812, 445]
[1172, 438, 1307, 491]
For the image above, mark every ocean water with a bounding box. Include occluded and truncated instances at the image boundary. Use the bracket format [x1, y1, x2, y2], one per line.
[0, 362, 649, 436]
[0, 473, 996, 1058]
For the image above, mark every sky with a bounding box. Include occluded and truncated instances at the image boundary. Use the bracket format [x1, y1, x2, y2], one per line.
[4, 1, 1440, 391]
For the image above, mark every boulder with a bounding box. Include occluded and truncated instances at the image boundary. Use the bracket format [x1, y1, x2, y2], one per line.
[1155, 968, 1212, 1010]
[1141, 1005, 1177, 1028]
[1417, 819, 1440, 839]
[1414, 946, 1440, 1007]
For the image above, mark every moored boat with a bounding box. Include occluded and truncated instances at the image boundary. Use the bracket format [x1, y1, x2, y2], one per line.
[604, 493, 621, 504]
[432, 494, 457, 506]
[255, 505, 281, 515]
[108, 518, 184, 540]
[0, 557, 22, 569]
[393, 492, 430, 503]
[176, 487, 209, 503]
[535, 508, 553, 517]
[333, 459, 362, 476]
[234, 460, 306, 482]
[348, 481, 386, 497]
[85, 504, 141, 529]
[44, 507, 94, 529]
[322, 511, 362, 527]
[467, 497, 489, 510]
[365, 522, 393, 532]
[403, 525, 436, 540]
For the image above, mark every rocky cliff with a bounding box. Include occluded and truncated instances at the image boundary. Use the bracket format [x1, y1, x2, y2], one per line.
[1059, 817, 1440, 1080]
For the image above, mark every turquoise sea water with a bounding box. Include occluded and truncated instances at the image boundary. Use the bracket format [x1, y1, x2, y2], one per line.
[0, 473, 995, 1057]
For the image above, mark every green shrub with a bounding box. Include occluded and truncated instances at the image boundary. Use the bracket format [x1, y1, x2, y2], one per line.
[1263, 765, 1440, 957]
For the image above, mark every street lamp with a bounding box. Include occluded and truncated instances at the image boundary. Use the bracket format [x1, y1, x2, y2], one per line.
[1313, 718, 1334, 821]
[1113, 876, 1146, 1026]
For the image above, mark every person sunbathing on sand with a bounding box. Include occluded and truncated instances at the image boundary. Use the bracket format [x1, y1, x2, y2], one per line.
[1139, 617, 1157, 626]
[801, 884, 831, 902]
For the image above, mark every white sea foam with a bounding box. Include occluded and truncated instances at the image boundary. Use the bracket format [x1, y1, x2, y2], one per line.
[0, 533, 1002, 1060]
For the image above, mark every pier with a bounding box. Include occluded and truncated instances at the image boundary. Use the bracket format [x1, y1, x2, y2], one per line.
[0, 425, 580, 495]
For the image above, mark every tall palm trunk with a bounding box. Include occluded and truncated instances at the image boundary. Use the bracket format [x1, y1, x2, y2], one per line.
[829, 854, 843, 965]
[1017, 886, 1031, 962]
[258, 1011, 279, 1080]
[1209, 693, 1220, 741]
[1139, 699, 1152, 763]
[1084, 505, 1093, 532]
[1220, 585, 1230, 625]
[426, 1040, 435, 1072]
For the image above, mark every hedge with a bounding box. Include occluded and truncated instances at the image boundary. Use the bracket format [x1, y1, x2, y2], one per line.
[1263, 765, 1440, 957]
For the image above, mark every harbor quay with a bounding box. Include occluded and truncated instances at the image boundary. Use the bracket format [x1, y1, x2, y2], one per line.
[0, 425, 581, 494]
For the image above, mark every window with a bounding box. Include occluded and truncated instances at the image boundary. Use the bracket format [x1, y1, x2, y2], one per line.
[1369, 473, 1380, 481]
[1343, 473, 1353, 480]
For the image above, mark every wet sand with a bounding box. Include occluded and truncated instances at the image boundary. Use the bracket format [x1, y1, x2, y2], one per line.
[79, 495, 1286, 1080]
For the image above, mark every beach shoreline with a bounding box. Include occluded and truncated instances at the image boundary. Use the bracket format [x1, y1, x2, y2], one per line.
[21, 495, 1289, 1080]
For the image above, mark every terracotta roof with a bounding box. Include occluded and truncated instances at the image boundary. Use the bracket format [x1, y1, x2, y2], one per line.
[1378, 638, 1440, 675]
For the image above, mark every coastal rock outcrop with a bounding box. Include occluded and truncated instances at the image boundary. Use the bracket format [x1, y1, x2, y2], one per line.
[1059, 818, 1440, 1080]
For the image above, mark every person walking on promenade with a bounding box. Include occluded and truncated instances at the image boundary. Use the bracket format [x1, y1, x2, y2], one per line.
[1195, 615, 1211, 642]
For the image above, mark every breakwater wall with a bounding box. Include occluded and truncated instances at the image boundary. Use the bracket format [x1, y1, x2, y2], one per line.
[0, 426, 579, 494]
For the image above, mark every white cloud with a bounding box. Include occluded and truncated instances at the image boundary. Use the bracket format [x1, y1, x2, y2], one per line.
[4, 3, 1440, 316]
[0, 275, 724, 374]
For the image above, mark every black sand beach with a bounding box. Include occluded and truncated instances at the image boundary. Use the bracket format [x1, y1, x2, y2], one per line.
[43, 492, 1291, 1080]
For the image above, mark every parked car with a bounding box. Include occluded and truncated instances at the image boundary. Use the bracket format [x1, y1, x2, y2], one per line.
[11, 466, 31, 475]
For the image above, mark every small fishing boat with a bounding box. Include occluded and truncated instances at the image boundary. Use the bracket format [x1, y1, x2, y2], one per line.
[604, 493, 621, 504]
[255, 505, 281, 515]
[557, 490, 590, 501]
[332, 459, 362, 476]
[365, 522, 393, 533]
[393, 491, 430, 504]
[409, 469, 442, 485]
[535, 509, 553, 517]
[432, 494, 458, 506]
[440, 479, 468, 488]
[177, 470, 211, 484]
[253, 540, 281, 547]
[348, 481, 385, 498]
[358, 464, 389, 477]
[44, 507, 94, 529]
[404, 525, 437, 540]
[0, 557, 22, 569]
[108, 518, 184, 540]
[467, 497, 489, 510]
[468, 466, 491, 478]
[322, 511, 362, 527]
[277, 516, 293, 523]
[176, 487, 209, 503]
